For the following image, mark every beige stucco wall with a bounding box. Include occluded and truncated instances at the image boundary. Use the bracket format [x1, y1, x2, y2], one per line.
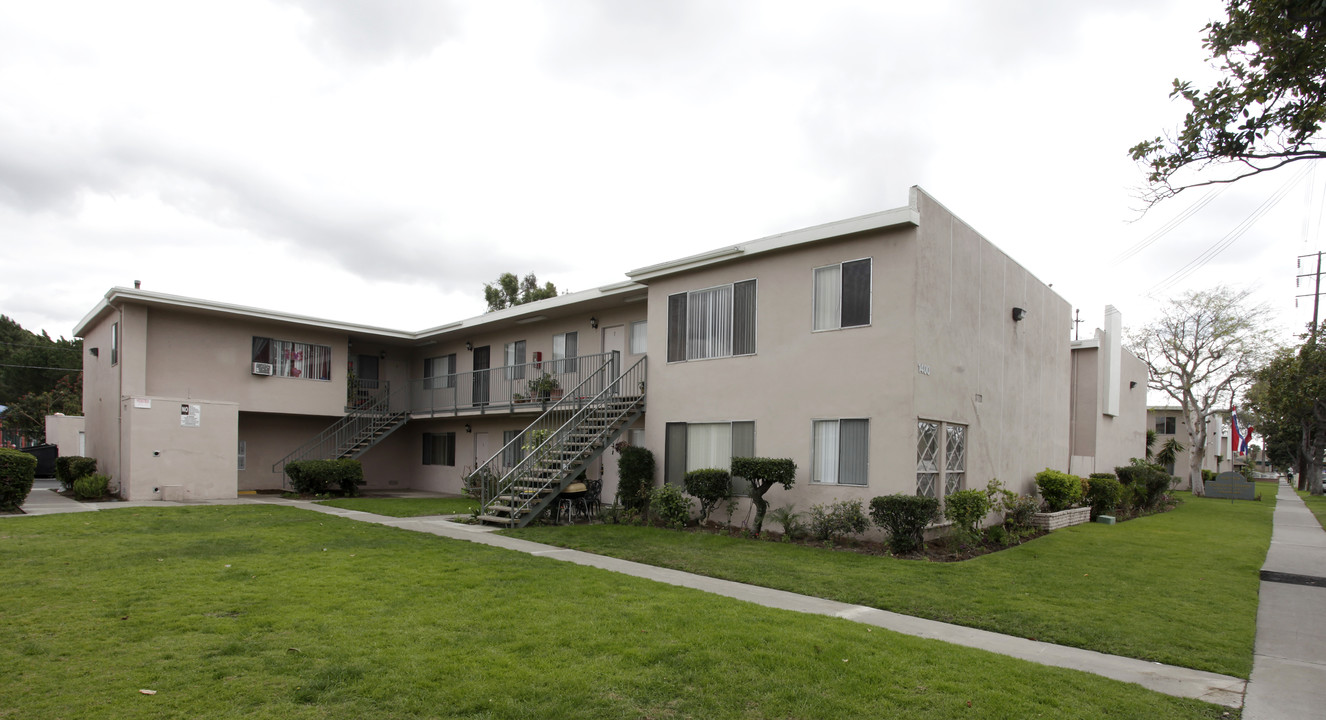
[145, 309, 348, 416]
[912, 189, 1071, 497]
[237, 412, 342, 492]
[81, 311, 125, 483]
[43, 414, 85, 458]
[1149, 407, 1224, 490]
[1069, 345, 1149, 476]
[120, 396, 238, 501]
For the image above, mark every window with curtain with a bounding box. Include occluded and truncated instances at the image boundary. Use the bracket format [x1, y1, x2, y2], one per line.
[422, 432, 456, 466]
[424, 354, 456, 389]
[1155, 416, 1176, 434]
[813, 259, 871, 330]
[252, 337, 332, 381]
[664, 421, 755, 495]
[504, 340, 526, 380]
[666, 280, 756, 362]
[630, 321, 647, 354]
[811, 419, 869, 485]
[553, 331, 578, 373]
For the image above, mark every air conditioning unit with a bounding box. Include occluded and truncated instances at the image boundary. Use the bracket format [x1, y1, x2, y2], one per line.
[252, 362, 274, 376]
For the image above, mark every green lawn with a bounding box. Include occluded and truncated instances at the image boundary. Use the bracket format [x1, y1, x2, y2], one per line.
[508, 492, 1273, 678]
[0, 506, 1233, 719]
[315, 496, 478, 517]
[1295, 489, 1326, 529]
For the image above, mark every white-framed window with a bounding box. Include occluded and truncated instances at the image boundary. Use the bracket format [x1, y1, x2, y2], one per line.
[811, 419, 869, 485]
[1155, 416, 1177, 434]
[424, 354, 456, 389]
[237, 440, 246, 471]
[630, 321, 648, 355]
[504, 340, 526, 380]
[423, 432, 456, 466]
[664, 420, 755, 495]
[110, 321, 120, 366]
[553, 331, 578, 372]
[252, 337, 332, 381]
[917, 419, 967, 498]
[813, 258, 871, 331]
[666, 279, 756, 362]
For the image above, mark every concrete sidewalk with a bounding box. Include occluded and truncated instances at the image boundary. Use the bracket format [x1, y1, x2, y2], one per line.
[1243, 481, 1326, 719]
[10, 479, 96, 515]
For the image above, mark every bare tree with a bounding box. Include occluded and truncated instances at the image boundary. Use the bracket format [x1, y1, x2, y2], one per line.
[1129, 287, 1277, 495]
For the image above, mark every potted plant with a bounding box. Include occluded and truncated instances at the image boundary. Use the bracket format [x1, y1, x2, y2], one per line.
[513, 392, 528, 404]
[527, 373, 561, 401]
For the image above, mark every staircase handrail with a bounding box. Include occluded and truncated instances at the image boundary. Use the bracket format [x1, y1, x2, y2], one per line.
[270, 380, 406, 476]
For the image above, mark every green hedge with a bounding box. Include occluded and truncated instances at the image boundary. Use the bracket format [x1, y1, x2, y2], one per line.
[616, 446, 655, 513]
[72, 474, 110, 500]
[683, 468, 731, 522]
[869, 494, 940, 554]
[1035, 469, 1083, 512]
[0, 448, 37, 511]
[1115, 461, 1172, 511]
[284, 459, 365, 496]
[55, 456, 97, 492]
[1085, 475, 1122, 519]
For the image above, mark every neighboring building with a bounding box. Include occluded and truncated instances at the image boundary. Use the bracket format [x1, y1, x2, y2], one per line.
[1147, 406, 1228, 489]
[74, 186, 1114, 524]
[1068, 307, 1149, 477]
[44, 413, 86, 458]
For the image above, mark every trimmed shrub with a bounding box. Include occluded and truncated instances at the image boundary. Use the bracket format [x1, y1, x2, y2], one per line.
[729, 457, 797, 535]
[1115, 461, 1171, 511]
[55, 456, 97, 492]
[0, 448, 38, 511]
[72, 473, 110, 500]
[807, 499, 870, 543]
[1035, 469, 1083, 512]
[870, 494, 940, 554]
[285, 459, 365, 496]
[1001, 494, 1040, 532]
[649, 484, 691, 529]
[1085, 475, 1122, 519]
[944, 489, 992, 540]
[683, 468, 732, 523]
[616, 445, 655, 513]
[1201, 469, 1216, 484]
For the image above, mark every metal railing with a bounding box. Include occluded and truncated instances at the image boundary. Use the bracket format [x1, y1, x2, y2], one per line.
[473, 353, 647, 526]
[405, 351, 621, 416]
[271, 381, 405, 479]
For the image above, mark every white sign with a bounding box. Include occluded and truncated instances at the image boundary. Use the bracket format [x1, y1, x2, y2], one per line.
[133, 397, 151, 409]
[180, 403, 201, 428]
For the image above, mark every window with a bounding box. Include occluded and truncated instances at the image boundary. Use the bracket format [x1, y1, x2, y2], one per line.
[813, 259, 871, 330]
[504, 340, 526, 380]
[666, 279, 756, 362]
[424, 354, 456, 389]
[553, 332, 578, 372]
[630, 321, 648, 355]
[811, 419, 869, 485]
[237, 440, 246, 471]
[664, 421, 755, 495]
[502, 429, 524, 468]
[110, 321, 120, 366]
[423, 432, 456, 466]
[1155, 416, 1176, 434]
[917, 420, 967, 498]
[252, 337, 332, 381]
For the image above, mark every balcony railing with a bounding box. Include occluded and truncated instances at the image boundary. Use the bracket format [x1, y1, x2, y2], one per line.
[402, 351, 622, 416]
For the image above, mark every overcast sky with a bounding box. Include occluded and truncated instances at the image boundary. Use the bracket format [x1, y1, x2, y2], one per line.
[2, 0, 1322, 347]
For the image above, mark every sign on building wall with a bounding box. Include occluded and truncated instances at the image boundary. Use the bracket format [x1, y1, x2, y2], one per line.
[180, 403, 201, 428]
[133, 397, 151, 409]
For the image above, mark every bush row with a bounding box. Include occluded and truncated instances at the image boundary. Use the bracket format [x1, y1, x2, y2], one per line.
[0, 448, 37, 511]
[284, 459, 364, 496]
[55, 456, 97, 492]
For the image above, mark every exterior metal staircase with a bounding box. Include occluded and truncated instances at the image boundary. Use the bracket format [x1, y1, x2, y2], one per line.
[271, 384, 408, 482]
[472, 354, 646, 528]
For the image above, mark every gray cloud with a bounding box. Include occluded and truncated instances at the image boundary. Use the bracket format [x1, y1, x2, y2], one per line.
[274, 0, 463, 63]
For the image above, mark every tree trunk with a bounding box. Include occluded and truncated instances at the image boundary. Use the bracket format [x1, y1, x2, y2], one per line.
[1300, 421, 1313, 492]
[750, 489, 769, 535]
[1189, 412, 1206, 497]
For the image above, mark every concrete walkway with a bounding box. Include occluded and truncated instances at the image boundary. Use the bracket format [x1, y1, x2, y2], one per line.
[1243, 481, 1326, 719]
[7, 486, 1253, 708]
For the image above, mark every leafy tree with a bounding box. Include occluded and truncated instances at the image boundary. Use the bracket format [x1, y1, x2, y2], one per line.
[729, 457, 797, 534]
[1131, 0, 1326, 203]
[1127, 287, 1276, 495]
[0, 316, 82, 444]
[483, 273, 558, 312]
[1244, 326, 1326, 493]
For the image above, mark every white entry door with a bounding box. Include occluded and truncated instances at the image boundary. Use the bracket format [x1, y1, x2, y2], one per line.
[474, 432, 490, 468]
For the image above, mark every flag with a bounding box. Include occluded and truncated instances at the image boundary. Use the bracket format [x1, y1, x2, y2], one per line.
[1242, 425, 1253, 455]
[1230, 407, 1242, 455]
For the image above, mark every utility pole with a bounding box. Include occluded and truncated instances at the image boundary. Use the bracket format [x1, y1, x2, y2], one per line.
[1299, 251, 1323, 343]
[1072, 309, 1083, 341]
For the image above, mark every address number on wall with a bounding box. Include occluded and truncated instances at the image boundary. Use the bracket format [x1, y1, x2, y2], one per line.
[917, 363, 931, 375]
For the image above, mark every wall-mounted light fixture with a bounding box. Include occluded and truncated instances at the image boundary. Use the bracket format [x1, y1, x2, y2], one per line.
[590, 316, 599, 329]
[465, 341, 473, 351]
[1011, 307, 1028, 322]
[464, 424, 472, 433]
[89, 347, 99, 357]
[1129, 381, 1138, 389]
[379, 350, 387, 359]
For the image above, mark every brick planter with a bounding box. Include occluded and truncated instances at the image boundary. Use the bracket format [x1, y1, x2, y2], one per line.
[1030, 506, 1091, 531]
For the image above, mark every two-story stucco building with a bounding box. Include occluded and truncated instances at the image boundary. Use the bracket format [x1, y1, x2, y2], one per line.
[73, 187, 1139, 524]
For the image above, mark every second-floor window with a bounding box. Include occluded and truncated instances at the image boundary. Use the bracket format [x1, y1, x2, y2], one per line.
[813, 258, 871, 330]
[504, 340, 526, 380]
[553, 332, 577, 372]
[1155, 416, 1177, 434]
[666, 280, 756, 362]
[252, 337, 332, 381]
[424, 354, 456, 389]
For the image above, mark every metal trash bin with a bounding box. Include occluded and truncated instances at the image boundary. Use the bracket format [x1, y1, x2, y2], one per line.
[20, 444, 58, 478]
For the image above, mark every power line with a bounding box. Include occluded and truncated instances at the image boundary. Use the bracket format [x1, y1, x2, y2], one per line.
[0, 341, 81, 351]
[1148, 163, 1313, 296]
[0, 363, 82, 372]
[1114, 185, 1228, 265]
